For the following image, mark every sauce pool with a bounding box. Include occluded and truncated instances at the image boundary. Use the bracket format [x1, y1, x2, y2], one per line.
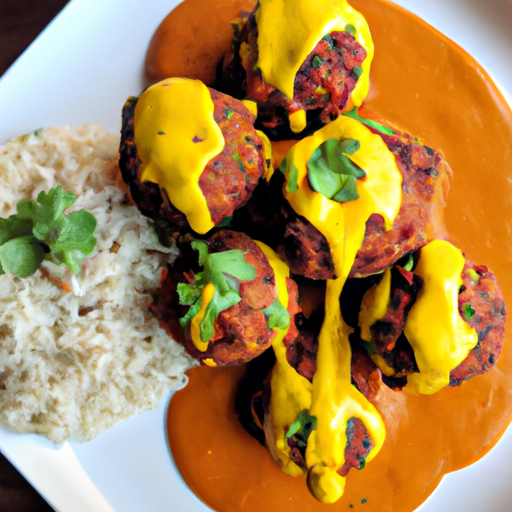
[149, 0, 512, 510]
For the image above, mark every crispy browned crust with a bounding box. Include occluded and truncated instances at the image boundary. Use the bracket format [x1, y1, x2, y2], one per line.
[450, 261, 506, 385]
[118, 88, 265, 233]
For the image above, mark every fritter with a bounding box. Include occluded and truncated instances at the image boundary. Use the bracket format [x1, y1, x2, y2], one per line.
[215, 0, 372, 136]
[357, 253, 506, 389]
[151, 230, 300, 367]
[245, 26, 367, 132]
[271, 310, 381, 477]
[274, 119, 452, 279]
[258, 362, 376, 480]
[119, 79, 266, 235]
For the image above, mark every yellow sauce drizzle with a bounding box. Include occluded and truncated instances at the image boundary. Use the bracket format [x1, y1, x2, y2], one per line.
[358, 268, 400, 377]
[404, 240, 479, 395]
[242, 99, 258, 117]
[190, 282, 216, 352]
[133, 78, 224, 234]
[256, 129, 274, 181]
[359, 268, 392, 343]
[254, 241, 313, 476]
[278, 115, 401, 503]
[255, 0, 374, 132]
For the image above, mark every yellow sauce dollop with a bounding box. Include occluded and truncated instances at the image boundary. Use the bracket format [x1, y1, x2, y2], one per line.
[404, 240, 479, 394]
[133, 77, 224, 234]
[359, 267, 392, 344]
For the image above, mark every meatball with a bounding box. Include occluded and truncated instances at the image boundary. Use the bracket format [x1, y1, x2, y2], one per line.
[151, 230, 299, 366]
[275, 119, 452, 279]
[119, 79, 266, 235]
[357, 254, 506, 389]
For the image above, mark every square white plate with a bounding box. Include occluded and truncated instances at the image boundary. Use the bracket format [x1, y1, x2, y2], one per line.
[1, 1, 511, 511]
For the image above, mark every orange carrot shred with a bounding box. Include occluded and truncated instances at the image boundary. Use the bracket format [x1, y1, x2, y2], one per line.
[160, 268, 168, 285]
[39, 267, 71, 293]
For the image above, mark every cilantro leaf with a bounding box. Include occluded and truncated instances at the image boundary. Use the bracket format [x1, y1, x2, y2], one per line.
[286, 410, 317, 449]
[262, 298, 290, 330]
[177, 300, 201, 333]
[46, 209, 98, 273]
[307, 137, 366, 203]
[177, 240, 256, 342]
[199, 289, 242, 341]
[0, 186, 97, 278]
[285, 162, 300, 193]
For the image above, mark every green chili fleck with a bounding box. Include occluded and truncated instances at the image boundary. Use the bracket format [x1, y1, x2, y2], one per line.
[468, 268, 480, 285]
[462, 302, 476, 322]
[312, 55, 323, 69]
[352, 66, 363, 79]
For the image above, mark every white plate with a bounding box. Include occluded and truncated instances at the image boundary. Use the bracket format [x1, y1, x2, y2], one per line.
[0, 1, 511, 511]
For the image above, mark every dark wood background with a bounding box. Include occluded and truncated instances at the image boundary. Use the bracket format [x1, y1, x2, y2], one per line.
[0, 2, 69, 510]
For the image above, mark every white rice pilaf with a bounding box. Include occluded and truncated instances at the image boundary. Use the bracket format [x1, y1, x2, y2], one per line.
[0, 124, 194, 443]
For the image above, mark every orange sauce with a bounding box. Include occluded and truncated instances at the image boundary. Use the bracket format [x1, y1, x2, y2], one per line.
[145, 0, 256, 86]
[153, 0, 512, 510]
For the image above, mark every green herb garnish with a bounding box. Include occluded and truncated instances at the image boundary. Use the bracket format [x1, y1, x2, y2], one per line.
[281, 161, 300, 193]
[312, 55, 324, 70]
[402, 254, 414, 272]
[351, 66, 363, 79]
[343, 106, 395, 135]
[286, 410, 317, 449]
[307, 137, 366, 203]
[177, 240, 256, 342]
[462, 302, 476, 322]
[262, 298, 290, 330]
[0, 186, 97, 277]
[345, 24, 356, 36]
[467, 268, 480, 285]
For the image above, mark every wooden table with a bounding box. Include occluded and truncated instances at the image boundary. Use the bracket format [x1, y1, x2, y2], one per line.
[0, 3, 69, 510]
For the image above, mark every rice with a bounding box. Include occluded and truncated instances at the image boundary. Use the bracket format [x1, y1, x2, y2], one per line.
[0, 124, 195, 443]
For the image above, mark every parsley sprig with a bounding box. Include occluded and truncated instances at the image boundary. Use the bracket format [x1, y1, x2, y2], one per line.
[0, 186, 97, 277]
